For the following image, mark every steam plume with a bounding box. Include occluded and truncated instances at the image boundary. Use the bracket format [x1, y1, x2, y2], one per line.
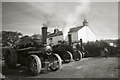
[28, 0, 91, 39]
[63, 0, 91, 39]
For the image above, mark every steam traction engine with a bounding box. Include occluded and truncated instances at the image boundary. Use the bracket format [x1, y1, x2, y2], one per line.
[52, 34, 83, 63]
[4, 26, 62, 76]
[52, 41, 73, 63]
[76, 39, 88, 58]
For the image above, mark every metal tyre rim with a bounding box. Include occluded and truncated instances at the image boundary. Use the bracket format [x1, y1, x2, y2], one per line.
[49, 54, 62, 71]
[29, 55, 41, 76]
[64, 51, 73, 63]
[78, 51, 82, 60]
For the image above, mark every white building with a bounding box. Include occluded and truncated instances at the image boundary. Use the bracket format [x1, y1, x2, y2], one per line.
[47, 19, 96, 45]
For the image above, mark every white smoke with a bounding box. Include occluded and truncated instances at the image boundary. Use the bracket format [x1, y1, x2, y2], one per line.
[27, 1, 91, 39]
[63, 0, 91, 40]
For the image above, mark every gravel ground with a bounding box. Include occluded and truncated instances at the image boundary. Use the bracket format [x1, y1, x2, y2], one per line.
[1, 57, 119, 79]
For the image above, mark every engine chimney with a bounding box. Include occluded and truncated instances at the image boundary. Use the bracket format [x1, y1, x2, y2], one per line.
[80, 39, 83, 47]
[41, 24, 48, 46]
[68, 34, 72, 46]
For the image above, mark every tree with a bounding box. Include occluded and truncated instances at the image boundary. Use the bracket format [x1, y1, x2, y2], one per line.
[2, 31, 22, 47]
[84, 40, 109, 57]
[116, 39, 120, 47]
[116, 39, 120, 54]
[15, 35, 33, 49]
[15, 34, 43, 49]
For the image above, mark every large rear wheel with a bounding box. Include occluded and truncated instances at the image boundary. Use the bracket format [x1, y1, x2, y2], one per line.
[81, 51, 86, 58]
[75, 50, 82, 61]
[63, 51, 73, 63]
[27, 55, 41, 76]
[49, 54, 62, 71]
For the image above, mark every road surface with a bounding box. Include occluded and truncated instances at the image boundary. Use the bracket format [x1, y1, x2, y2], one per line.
[2, 57, 119, 78]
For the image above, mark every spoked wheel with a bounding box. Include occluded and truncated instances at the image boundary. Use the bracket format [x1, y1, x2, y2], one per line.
[81, 51, 85, 58]
[4, 49, 17, 68]
[27, 55, 41, 76]
[49, 54, 62, 71]
[84, 51, 88, 57]
[74, 50, 82, 61]
[63, 51, 73, 63]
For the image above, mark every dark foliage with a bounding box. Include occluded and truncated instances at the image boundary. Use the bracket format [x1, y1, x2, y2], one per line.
[115, 39, 120, 56]
[2, 31, 22, 47]
[1, 31, 43, 49]
[84, 40, 110, 57]
[15, 35, 42, 49]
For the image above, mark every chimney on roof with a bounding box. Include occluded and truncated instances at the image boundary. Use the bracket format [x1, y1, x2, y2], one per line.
[54, 28, 59, 33]
[83, 19, 88, 26]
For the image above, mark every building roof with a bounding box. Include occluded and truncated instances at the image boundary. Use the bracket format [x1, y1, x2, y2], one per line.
[47, 26, 84, 38]
[69, 26, 84, 33]
[47, 31, 63, 38]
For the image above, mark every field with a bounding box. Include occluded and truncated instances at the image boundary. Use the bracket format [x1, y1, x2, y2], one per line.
[1, 57, 119, 79]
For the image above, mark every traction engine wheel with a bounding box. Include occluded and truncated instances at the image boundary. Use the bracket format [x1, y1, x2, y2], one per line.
[4, 49, 17, 68]
[75, 50, 82, 61]
[81, 51, 85, 58]
[49, 54, 62, 71]
[27, 55, 41, 76]
[63, 51, 73, 63]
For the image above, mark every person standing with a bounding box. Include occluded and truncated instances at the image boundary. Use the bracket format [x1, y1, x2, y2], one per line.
[104, 47, 109, 58]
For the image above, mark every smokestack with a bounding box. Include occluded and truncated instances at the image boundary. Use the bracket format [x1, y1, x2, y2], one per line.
[41, 24, 48, 46]
[68, 34, 72, 46]
[80, 39, 83, 47]
[49, 38, 53, 46]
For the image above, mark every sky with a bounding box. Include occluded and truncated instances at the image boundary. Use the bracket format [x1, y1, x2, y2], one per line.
[2, 1, 118, 40]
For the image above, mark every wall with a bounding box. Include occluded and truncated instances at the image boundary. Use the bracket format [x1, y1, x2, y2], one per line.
[47, 26, 96, 45]
[78, 26, 96, 43]
[47, 35, 64, 45]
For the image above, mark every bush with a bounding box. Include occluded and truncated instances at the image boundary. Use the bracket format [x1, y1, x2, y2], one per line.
[84, 40, 109, 57]
[108, 46, 118, 57]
